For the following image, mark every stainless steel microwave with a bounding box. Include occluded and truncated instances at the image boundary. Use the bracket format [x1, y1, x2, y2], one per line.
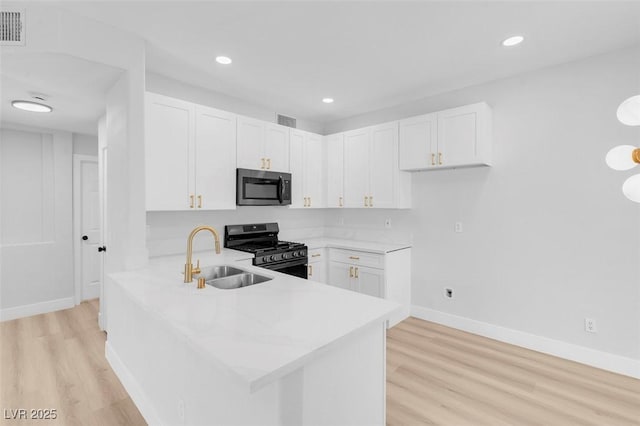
[236, 168, 292, 206]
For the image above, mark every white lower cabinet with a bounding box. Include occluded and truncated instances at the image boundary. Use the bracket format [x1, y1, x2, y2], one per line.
[328, 247, 411, 327]
[307, 248, 327, 283]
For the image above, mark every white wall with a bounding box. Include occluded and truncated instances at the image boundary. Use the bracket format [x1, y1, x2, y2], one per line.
[325, 47, 640, 361]
[73, 133, 98, 156]
[146, 72, 324, 134]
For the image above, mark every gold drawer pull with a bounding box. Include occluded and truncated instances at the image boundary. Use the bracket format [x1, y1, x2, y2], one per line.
[197, 195, 202, 208]
[364, 196, 368, 207]
[267, 158, 271, 169]
[189, 194, 195, 208]
[349, 256, 360, 260]
[431, 153, 435, 166]
[261, 158, 266, 169]
[308, 265, 313, 276]
[339, 196, 343, 207]
[311, 253, 321, 257]
[354, 267, 359, 279]
[438, 152, 443, 165]
[369, 196, 373, 207]
[349, 266, 354, 278]
[308, 196, 311, 207]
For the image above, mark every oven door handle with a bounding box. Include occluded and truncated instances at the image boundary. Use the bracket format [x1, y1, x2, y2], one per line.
[278, 175, 284, 204]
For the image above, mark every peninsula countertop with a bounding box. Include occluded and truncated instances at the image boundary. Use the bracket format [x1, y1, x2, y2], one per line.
[107, 249, 400, 392]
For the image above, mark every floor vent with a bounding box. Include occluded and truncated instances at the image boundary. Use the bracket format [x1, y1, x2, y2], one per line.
[277, 114, 297, 128]
[1, 9, 25, 45]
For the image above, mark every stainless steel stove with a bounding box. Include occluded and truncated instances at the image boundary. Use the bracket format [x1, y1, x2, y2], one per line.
[224, 223, 308, 278]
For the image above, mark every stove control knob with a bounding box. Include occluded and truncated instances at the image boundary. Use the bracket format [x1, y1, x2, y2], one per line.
[298, 250, 305, 257]
[269, 255, 275, 261]
[283, 253, 289, 259]
[292, 251, 298, 257]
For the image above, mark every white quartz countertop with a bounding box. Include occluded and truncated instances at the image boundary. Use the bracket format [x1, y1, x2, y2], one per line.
[300, 237, 411, 253]
[108, 249, 400, 393]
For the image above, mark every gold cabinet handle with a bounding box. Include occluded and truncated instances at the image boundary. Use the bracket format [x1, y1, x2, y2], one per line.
[431, 153, 436, 166]
[349, 266, 354, 278]
[308, 196, 311, 207]
[438, 152, 443, 165]
[354, 267, 359, 279]
[311, 253, 321, 258]
[308, 265, 312, 276]
[349, 256, 360, 260]
[303, 197, 308, 207]
[197, 195, 202, 208]
[267, 158, 271, 169]
[364, 195, 368, 207]
[261, 158, 266, 169]
[190, 194, 195, 208]
[369, 196, 373, 207]
[339, 196, 343, 207]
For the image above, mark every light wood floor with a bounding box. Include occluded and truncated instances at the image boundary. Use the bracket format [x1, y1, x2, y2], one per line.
[387, 317, 640, 426]
[2, 304, 639, 425]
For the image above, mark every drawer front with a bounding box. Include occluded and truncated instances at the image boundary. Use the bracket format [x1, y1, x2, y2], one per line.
[308, 248, 325, 264]
[329, 248, 384, 269]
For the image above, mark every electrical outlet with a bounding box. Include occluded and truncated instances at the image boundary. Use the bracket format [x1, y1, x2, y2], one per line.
[385, 218, 392, 229]
[455, 222, 463, 233]
[444, 288, 454, 299]
[585, 318, 597, 333]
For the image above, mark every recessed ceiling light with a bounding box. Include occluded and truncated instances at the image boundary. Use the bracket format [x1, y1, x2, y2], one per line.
[215, 56, 232, 65]
[11, 100, 53, 113]
[502, 35, 524, 47]
[322, 98, 334, 104]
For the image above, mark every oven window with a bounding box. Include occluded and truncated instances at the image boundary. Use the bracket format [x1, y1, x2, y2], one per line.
[244, 180, 278, 199]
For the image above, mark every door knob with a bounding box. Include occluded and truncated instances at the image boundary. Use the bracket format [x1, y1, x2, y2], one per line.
[98, 246, 107, 252]
[82, 235, 88, 241]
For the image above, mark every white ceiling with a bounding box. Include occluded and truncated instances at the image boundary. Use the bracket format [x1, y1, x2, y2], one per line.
[0, 52, 123, 135]
[2, 2, 640, 134]
[58, 1, 640, 125]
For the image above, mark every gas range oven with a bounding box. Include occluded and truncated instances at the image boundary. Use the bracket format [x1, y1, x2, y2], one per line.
[224, 223, 308, 279]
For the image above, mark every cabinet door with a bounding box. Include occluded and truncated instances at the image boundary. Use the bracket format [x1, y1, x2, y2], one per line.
[194, 106, 237, 210]
[354, 266, 384, 298]
[305, 133, 324, 208]
[399, 113, 437, 170]
[369, 122, 398, 209]
[328, 261, 353, 291]
[289, 129, 306, 208]
[237, 116, 265, 170]
[343, 128, 370, 208]
[437, 104, 480, 167]
[145, 93, 193, 211]
[326, 133, 344, 208]
[308, 259, 326, 284]
[264, 123, 290, 172]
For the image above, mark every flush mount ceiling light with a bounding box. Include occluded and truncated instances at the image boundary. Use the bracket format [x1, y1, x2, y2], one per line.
[11, 100, 53, 113]
[322, 98, 334, 104]
[606, 94, 640, 202]
[215, 56, 232, 65]
[502, 35, 524, 47]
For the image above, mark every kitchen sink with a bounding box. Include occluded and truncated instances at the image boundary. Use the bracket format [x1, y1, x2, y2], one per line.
[197, 265, 245, 281]
[206, 272, 273, 290]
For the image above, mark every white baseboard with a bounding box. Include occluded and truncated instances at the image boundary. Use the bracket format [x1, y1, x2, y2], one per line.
[0, 297, 75, 322]
[105, 341, 162, 426]
[411, 305, 640, 379]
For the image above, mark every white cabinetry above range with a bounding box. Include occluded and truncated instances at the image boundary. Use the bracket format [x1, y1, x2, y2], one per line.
[399, 102, 492, 170]
[145, 92, 236, 211]
[237, 116, 290, 172]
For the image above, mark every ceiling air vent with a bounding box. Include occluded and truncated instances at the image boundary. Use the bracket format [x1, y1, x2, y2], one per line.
[0, 9, 25, 46]
[277, 114, 297, 129]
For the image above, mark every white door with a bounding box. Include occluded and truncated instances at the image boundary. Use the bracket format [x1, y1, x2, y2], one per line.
[437, 104, 479, 167]
[0, 129, 73, 320]
[369, 122, 398, 209]
[145, 93, 193, 210]
[194, 106, 237, 210]
[328, 262, 352, 291]
[289, 129, 306, 208]
[354, 266, 385, 298]
[343, 128, 370, 208]
[326, 133, 344, 208]
[264, 123, 290, 172]
[399, 113, 437, 170]
[237, 116, 265, 170]
[75, 156, 101, 301]
[305, 133, 324, 208]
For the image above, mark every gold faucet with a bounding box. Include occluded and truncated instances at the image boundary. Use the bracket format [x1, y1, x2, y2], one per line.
[184, 225, 221, 283]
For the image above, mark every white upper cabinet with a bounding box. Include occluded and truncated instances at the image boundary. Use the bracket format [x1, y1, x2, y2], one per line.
[237, 116, 290, 172]
[289, 129, 325, 208]
[145, 93, 237, 211]
[343, 123, 411, 209]
[325, 133, 344, 208]
[399, 102, 492, 170]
